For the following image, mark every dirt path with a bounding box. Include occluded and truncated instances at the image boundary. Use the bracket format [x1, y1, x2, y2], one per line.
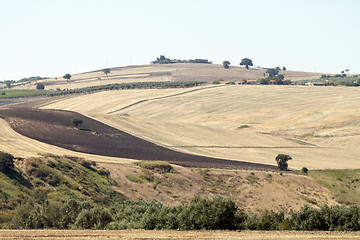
[107, 84, 223, 114]
[1, 230, 360, 240]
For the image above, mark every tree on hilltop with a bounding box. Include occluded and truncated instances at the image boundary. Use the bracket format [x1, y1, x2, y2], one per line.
[103, 68, 111, 77]
[63, 73, 71, 83]
[222, 61, 230, 69]
[240, 58, 253, 69]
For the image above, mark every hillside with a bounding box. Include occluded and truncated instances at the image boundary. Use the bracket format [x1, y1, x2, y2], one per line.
[11, 63, 323, 90]
[39, 84, 360, 170]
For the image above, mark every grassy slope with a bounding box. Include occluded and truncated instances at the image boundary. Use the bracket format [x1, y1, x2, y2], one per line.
[0, 154, 126, 224]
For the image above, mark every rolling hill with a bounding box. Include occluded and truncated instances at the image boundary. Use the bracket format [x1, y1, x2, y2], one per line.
[11, 63, 322, 90]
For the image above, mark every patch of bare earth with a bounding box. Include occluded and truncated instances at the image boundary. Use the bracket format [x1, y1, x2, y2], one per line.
[1, 230, 359, 240]
[0, 108, 276, 171]
[99, 161, 337, 214]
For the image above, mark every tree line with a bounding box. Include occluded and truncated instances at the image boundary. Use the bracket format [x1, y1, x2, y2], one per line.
[6, 197, 360, 231]
[0, 81, 206, 99]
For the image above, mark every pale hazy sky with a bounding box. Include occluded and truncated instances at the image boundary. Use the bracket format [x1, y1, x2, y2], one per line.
[1, 0, 359, 81]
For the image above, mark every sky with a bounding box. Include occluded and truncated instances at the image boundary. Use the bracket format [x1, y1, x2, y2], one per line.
[0, 0, 360, 81]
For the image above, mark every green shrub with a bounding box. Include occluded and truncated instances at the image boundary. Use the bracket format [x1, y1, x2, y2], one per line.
[73, 207, 113, 229]
[135, 161, 175, 173]
[0, 152, 14, 174]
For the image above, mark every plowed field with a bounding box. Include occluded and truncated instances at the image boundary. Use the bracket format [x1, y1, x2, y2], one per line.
[0, 107, 276, 170]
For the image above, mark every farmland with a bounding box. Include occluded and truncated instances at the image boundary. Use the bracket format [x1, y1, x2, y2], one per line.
[1, 63, 360, 235]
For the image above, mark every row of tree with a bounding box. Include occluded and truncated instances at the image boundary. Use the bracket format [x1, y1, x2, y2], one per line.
[7, 197, 360, 231]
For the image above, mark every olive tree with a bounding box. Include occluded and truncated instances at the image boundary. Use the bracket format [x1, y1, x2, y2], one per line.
[72, 118, 83, 128]
[240, 58, 253, 69]
[103, 68, 111, 77]
[275, 154, 291, 170]
[222, 61, 230, 69]
[63, 73, 71, 82]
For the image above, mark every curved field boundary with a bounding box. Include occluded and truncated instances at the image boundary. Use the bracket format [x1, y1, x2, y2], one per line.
[107, 85, 224, 114]
[165, 145, 321, 149]
[0, 108, 277, 171]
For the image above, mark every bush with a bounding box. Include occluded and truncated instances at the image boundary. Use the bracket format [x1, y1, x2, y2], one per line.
[302, 167, 308, 174]
[0, 151, 14, 174]
[74, 207, 113, 229]
[135, 161, 175, 173]
[36, 83, 45, 90]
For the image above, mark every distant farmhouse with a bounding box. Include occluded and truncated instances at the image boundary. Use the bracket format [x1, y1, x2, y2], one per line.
[151, 55, 212, 64]
[305, 82, 325, 86]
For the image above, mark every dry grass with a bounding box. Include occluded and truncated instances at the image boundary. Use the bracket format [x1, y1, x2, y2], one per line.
[1, 230, 360, 240]
[13, 63, 322, 90]
[41, 85, 360, 170]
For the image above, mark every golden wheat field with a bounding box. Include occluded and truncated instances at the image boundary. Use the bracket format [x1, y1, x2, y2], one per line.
[37, 84, 360, 170]
[1, 230, 360, 240]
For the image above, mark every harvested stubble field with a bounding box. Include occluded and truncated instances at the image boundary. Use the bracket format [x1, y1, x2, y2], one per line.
[1, 230, 360, 240]
[12, 63, 322, 90]
[0, 107, 275, 170]
[39, 84, 360, 170]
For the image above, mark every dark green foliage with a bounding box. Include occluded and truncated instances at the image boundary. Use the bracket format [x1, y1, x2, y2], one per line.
[74, 207, 113, 229]
[266, 68, 279, 77]
[0, 81, 206, 99]
[0, 152, 14, 174]
[240, 58, 253, 69]
[63, 73, 71, 82]
[275, 154, 292, 170]
[102, 68, 111, 77]
[222, 61, 230, 69]
[7, 195, 360, 231]
[302, 167, 308, 174]
[72, 118, 83, 128]
[178, 196, 237, 230]
[36, 83, 45, 90]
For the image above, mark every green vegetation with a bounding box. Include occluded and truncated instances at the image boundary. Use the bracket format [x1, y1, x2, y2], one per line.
[297, 75, 360, 86]
[7, 195, 360, 231]
[0, 153, 125, 225]
[0, 81, 206, 99]
[238, 125, 250, 129]
[309, 169, 360, 205]
[135, 161, 175, 173]
[36, 83, 45, 90]
[240, 58, 253, 69]
[0, 152, 14, 174]
[103, 68, 111, 77]
[72, 118, 83, 128]
[222, 61, 230, 69]
[63, 73, 71, 82]
[275, 154, 291, 171]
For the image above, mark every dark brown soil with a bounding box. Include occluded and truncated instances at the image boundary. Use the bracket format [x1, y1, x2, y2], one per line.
[0, 108, 277, 171]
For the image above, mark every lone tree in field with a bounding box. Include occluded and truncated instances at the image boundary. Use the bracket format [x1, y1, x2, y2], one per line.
[222, 61, 230, 69]
[275, 154, 292, 170]
[0, 151, 14, 174]
[103, 68, 111, 77]
[36, 83, 45, 90]
[63, 73, 71, 83]
[72, 118, 83, 128]
[240, 58, 253, 69]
